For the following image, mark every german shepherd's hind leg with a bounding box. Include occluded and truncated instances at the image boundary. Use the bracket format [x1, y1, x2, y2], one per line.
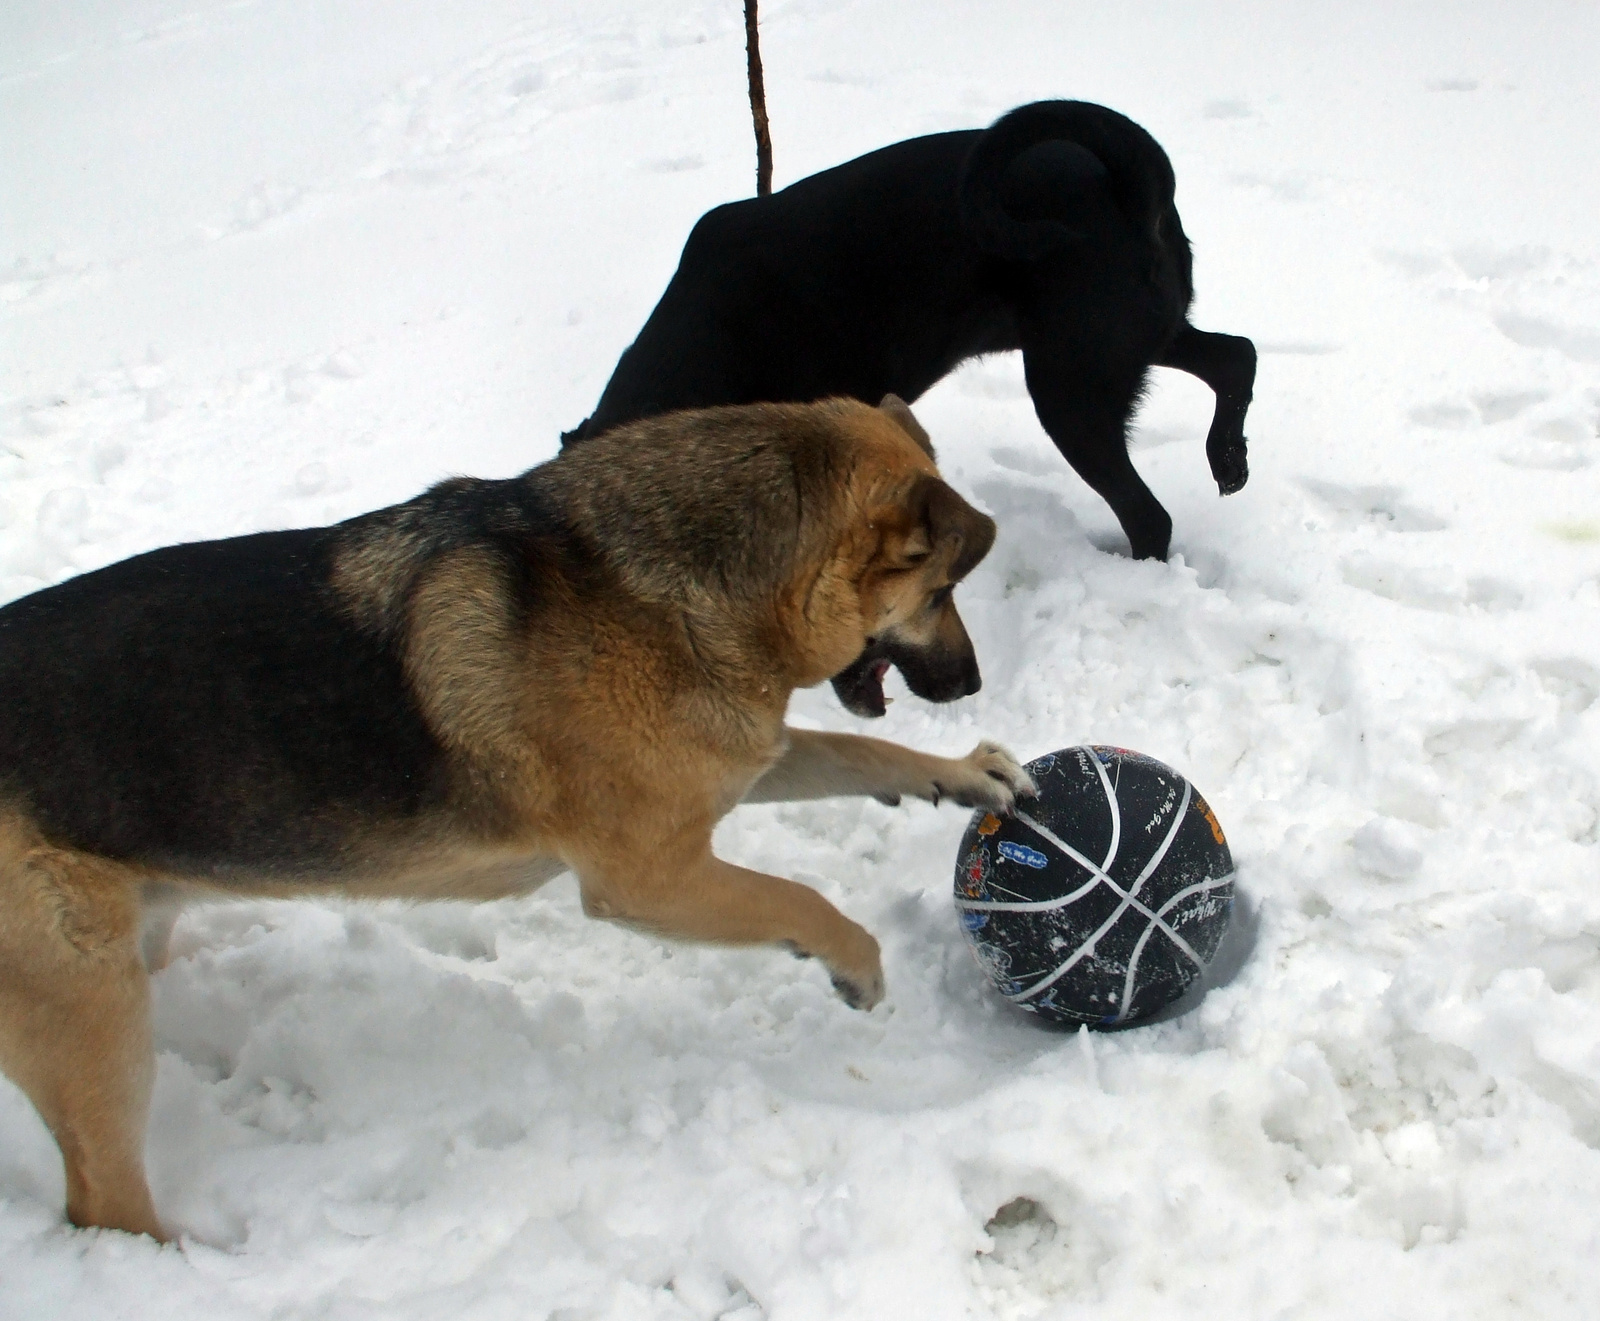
[1157, 324, 1257, 497]
[0, 831, 164, 1239]
[744, 729, 1036, 811]
[574, 840, 885, 1009]
[1022, 347, 1173, 561]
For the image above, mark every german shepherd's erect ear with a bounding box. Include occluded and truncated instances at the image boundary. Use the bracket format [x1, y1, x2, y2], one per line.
[873, 395, 991, 575]
[877, 393, 936, 459]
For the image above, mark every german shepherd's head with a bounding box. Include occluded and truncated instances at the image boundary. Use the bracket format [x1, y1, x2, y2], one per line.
[827, 397, 997, 718]
[546, 395, 996, 722]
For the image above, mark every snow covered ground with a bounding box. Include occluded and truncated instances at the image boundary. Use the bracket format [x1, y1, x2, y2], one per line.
[4, 0, 1600, 1315]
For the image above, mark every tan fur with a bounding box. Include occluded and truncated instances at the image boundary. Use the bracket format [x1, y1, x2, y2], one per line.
[328, 516, 437, 634]
[0, 397, 1032, 1239]
[0, 814, 162, 1239]
[404, 550, 528, 768]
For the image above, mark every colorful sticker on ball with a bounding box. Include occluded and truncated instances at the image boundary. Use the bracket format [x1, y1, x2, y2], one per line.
[976, 813, 1001, 836]
[1194, 794, 1226, 845]
[959, 845, 992, 897]
[998, 840, 1048, 869]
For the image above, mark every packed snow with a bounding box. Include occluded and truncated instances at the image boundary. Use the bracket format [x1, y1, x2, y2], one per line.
[4, 1, 1600, 1316]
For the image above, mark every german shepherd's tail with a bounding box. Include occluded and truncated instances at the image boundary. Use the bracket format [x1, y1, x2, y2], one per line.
[959, 100, 1177, 261]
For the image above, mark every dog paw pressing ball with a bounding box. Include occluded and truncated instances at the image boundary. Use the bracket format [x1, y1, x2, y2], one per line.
[954, 746, 1233, 1028]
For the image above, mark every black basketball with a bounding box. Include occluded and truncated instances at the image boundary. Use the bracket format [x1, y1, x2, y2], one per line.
[954, 746, 1234, 1028]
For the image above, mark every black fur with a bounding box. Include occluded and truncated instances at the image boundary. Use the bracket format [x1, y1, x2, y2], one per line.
[564, 100, 1256, 561]
[0, 407, 928, 878]
[0, 478, 565, 879]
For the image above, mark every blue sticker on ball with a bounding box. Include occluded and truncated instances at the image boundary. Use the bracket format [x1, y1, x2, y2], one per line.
[998, 841, 1048, 869]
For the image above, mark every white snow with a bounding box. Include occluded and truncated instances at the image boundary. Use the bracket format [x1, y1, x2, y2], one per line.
[4, 1, 1600, 1316]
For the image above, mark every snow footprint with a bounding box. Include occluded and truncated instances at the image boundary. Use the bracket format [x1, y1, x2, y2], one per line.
[971, 1194, 1109, 1310]
[1408, 386, 1594, 471]
[1301, 479, 1447, 533]
[668, 1266, 764, 1320]
[1494, 311, 1600, 365]
[1500, 414, 1595, 472]
[1409, 388, 1546, 431]
[1340, 554, 1522, 614]
[1530, 658, 1600, 717]
[1474, 389, 1548, 424]
[363, 30, 650, 183]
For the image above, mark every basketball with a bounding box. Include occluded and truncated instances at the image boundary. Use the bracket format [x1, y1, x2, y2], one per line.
[954, 746, 1234, 1028]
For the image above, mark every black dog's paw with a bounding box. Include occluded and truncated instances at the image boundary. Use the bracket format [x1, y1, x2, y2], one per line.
[1211, 440, 1249, 496]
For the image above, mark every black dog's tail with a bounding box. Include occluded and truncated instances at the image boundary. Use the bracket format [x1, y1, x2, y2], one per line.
[959, 100, 1177, 261]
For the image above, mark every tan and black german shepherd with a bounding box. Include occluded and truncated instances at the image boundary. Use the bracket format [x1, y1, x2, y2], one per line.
[0, 395, 1032, 1239]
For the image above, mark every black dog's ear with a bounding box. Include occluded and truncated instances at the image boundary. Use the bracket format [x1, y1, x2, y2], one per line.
[911, 474, 996, 580]
[878, 394, 936, 460]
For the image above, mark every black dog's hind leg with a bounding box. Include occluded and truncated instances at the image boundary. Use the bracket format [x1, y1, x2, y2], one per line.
[1023, 349, 1172, 561]
[1158, 325, 1256, 496]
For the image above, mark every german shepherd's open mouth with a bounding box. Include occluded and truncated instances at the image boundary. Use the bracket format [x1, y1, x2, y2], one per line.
[831, 632, 983, 718]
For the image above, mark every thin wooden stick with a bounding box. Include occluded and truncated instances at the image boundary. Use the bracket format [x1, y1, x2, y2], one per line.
[744, 0, 773, 196]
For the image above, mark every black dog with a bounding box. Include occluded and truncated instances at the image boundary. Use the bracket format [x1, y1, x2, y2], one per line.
[563, 100, 1256, 561]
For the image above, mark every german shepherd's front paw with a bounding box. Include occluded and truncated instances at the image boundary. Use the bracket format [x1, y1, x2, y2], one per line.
[826, 926, 884, 1010]
[929, 741, 1037, 813]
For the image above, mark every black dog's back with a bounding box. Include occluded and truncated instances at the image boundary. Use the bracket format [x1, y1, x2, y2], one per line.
[567, 100, 1254, 561]
[576, 130, 1009, 432]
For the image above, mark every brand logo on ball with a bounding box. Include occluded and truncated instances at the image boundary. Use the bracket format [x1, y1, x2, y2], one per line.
[997, 840, 1049, 869]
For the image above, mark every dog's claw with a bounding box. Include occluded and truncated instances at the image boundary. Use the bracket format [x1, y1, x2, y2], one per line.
[830, 966, 885, 1010]
[941, 741, 1035, 812]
